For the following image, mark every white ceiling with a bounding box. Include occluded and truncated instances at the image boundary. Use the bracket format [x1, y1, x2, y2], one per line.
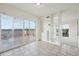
[9, 3, 79, 17]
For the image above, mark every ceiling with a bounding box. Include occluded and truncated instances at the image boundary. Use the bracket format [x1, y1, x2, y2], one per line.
[9, 3, 79, 17]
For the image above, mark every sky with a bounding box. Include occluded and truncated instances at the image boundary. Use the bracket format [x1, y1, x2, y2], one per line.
[1, 14, 36, 29]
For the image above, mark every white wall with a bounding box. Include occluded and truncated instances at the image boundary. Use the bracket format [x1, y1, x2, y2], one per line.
[36, 18, 43, 41]
[42, 17, 51, 41]
[42, 8, 79, 47]
[61, 9, 78, 47]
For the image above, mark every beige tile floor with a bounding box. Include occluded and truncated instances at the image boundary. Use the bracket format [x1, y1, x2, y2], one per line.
[0, 41, 79, 56]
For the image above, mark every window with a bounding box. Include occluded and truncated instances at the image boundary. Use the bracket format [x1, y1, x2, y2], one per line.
[30, 20, 36, 29]
[62, 24, 69, 37]
[14, 18, 23, 41]
[29, 20, 36, 40]
[24, 20, 30, 37]
[24, 20, 36, 41]
[0, 13, 36, 53]
[24, 20, 30, 29]
[1, 14, 13, 40]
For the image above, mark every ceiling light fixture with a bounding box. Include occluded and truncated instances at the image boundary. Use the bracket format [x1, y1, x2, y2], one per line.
[36, 3, 40, 5]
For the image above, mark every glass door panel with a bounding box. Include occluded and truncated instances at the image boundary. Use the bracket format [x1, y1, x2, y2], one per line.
[29, 20, 36, 41]
[24, 20, 30, 43]
[14, 18, 23, 45]
[0, 14, 13, 52]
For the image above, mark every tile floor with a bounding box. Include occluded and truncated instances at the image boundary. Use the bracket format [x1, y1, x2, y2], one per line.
[0, 41, 79, 56]
[0, 37, 35, 53]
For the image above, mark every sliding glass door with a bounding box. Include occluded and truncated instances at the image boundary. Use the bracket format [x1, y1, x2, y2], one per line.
[14, 18, 24, 44]
[24, 20, 36, 42]
[0, 13, 36, 53]
[29, 20, 36, 41]
[1, 14, 13, 40]
[24, 20, 30, 43]
[0, 14, 13, 52]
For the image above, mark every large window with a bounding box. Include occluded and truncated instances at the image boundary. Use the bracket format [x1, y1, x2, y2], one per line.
[24, 20, 30, 38]
[29, 20, 36, 41]
[0, 14, 36, 53]
[24, 20, 36, 41]
[1, 14, 13, 40]
[14, 18, 23, 41]
[30, 20, 36, 29]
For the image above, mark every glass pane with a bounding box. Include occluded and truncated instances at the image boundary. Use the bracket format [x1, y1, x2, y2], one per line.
[1, 29, 12, 40]
[24, 20, 30, 40]
[1, 14, 13, 40]
[29, 20, 36, 41]
[1, 15, 13, 29]
[30, 21, 36, 29]
[0, 14, 13, 52]
[62, 24, 69, 37]
[14, 18, 23, 44]
[24, 20, 36, 42]
[25, 20, 30, 29]
[14, 19, 23, 29]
